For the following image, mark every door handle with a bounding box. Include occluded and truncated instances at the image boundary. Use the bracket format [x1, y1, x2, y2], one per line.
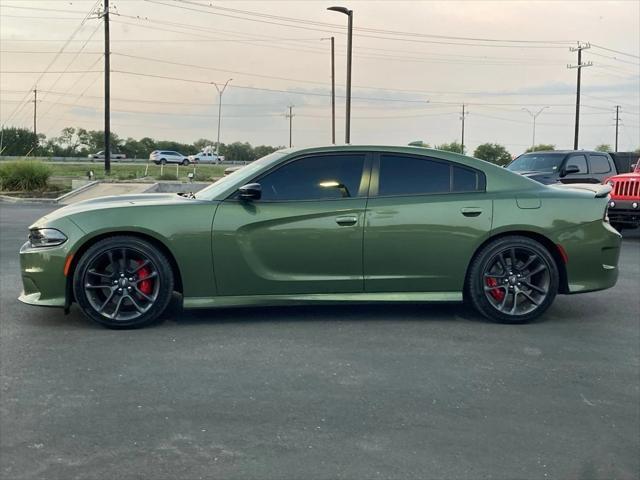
[460, 207, 483, 217]
[335, 215, 358, 226]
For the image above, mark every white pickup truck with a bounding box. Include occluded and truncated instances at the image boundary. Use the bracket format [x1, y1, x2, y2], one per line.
[188, 151, 224, 164]
[88, 151, 126, 161]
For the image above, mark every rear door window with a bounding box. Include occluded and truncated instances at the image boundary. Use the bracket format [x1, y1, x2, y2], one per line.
[589, 154, 612, 174]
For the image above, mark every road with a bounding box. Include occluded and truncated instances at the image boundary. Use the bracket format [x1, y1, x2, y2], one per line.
[1, 203, 639, 480]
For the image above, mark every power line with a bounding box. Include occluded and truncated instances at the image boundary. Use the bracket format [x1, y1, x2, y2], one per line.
[591, 43, 640, 60]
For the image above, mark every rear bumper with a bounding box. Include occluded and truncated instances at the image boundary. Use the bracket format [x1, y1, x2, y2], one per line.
[561, 221, 622, 294]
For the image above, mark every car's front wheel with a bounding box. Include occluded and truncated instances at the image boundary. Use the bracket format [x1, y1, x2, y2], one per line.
[73, 236, 174, 328]
[181, 159, 189, 166]
[466, 235, 559, 323]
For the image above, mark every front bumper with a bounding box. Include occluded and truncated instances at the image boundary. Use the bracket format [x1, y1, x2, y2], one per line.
[19, 241, 69, 308]
[608, 199, 640, 228]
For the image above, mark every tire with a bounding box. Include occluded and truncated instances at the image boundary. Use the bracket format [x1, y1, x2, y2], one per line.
[73, 236, 174, 329]
[160, 159, 167, 165]
[466, 235, 559, 324]
[181, 159, 189, 166]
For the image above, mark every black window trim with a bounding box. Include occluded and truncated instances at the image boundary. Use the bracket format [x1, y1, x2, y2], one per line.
[370, 152, 487, 198]
[225, 151, 373, 203]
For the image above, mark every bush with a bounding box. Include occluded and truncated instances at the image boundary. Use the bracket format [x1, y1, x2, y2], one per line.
[0, 161, 51, 191]
[157, 173, 177, 181]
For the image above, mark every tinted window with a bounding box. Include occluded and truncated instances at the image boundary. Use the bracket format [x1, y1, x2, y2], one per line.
[379, 155, 450, 196]
[258, 154, 365, 201]
[507, 153, 564, 173]
[566, 154, 588, 174]
[452, 165, 483, 192]
[589, 155, 612, 174]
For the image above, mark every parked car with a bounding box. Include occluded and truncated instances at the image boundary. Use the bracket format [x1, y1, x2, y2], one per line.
[19, 145, 621, 329]
[506, 150, 617, 185]
[608, 151, 640, 174]
[88, 151, 126, 161]
[188, 151, 224, 164]
[604, 161, 640, 231]
[149, 150, 189, 165]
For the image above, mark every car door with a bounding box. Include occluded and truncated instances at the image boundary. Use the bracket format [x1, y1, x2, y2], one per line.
[212, 152, 371, 296]
[560, 153, 591, 183]
[364, 153, 492, 293]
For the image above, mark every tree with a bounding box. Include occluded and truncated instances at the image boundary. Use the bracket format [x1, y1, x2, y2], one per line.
[525, 144, 555, 153]
[473, 143, 512, 166]
[193, 138, 215, 151]
[254, 145, 282, 159]
[595, 144, 612, 153]
[0, 127, 39, 156]
[436, 141, 464, 154]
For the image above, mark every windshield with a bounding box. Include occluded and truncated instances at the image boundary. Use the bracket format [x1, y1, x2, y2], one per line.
[507, 153, 565, 173]
[195, 151, 286, 200]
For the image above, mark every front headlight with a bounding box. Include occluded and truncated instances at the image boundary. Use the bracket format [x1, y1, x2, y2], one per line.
[28, 228, 67, 248]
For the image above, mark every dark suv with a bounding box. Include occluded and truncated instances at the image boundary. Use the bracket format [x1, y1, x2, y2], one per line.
[506, 150, 617, 185]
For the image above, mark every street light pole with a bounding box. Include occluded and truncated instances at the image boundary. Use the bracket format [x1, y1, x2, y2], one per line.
[213, 78, 232, 157]
[522, 106, 549, 148]
[330, 36, 335, 144]
[327, 6, 353, 144]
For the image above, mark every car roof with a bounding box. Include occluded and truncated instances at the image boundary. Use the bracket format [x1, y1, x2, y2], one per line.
[521, 150, 609, 155]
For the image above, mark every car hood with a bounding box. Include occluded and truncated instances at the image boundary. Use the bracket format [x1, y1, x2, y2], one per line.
[34, 193, 210, 227]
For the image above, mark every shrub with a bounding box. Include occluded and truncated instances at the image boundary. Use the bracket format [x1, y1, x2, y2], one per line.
[0, 161, 51, 191]
[157, 173, 177, 181]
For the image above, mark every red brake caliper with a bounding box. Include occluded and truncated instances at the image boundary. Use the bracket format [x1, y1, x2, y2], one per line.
[486, 277, 505, 301]
[136, 260, 153, 295]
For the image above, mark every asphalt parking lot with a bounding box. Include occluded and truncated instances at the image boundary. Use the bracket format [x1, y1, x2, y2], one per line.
[1, 203, 638, 480]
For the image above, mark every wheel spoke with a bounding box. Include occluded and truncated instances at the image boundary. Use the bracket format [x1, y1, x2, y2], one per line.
[134, 286, 154, 303]
[520, 290, 539, 306]
[111, 295, 126, 318]
[496, 253, 508, 274]
[134, 271, 157, 282]
[127, 294, 145, 313]
[121, 248, 127, 272]
[128, 259, 150, 275]
[484, 271, 506, 279]
[87, 269, 111, 279]
[498, 290, 510, 312]
[509, 248, 517, 269]
[528, 264, 547, 277]
[98, 289, 116, 312]
[520, 254, 537, 271]
[484, 285, 506, 292]
[86, 284, 111, 290]
[522, 281, 546, 294]
[107, 251, 117, 274]
[509, 291, 519, 315]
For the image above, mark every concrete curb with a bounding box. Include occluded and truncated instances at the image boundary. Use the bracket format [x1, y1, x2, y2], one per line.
[0, 181, 100, 204]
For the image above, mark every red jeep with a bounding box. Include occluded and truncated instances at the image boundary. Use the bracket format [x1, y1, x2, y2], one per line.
[605, 162, 640, 231]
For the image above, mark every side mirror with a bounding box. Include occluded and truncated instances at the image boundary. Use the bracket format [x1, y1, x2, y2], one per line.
[561, 165, 580, 177]
[238, 183, 261, 200]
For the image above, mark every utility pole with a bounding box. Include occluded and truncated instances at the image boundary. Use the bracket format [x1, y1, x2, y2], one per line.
[331, 36, 335, 144]
[213, 78, 232, 157]
[103, 0, 111, 174]
[615, 105, 620, 152]
[460, 104, 468, 154]
[568, 42, 592, 150]
[285, 105, 295, 147]
[32, 88, 37, 142]
[522, 106, 549, 148]
[327, 6, 353, 144]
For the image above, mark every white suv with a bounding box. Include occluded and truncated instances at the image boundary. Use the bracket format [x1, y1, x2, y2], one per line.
[149, 150, 189, 165]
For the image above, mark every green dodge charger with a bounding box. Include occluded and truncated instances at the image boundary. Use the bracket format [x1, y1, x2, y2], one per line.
[19, 145, 621, 328]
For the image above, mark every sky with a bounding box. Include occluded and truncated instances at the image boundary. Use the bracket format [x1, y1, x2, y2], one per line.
[1, 0, 639, 155]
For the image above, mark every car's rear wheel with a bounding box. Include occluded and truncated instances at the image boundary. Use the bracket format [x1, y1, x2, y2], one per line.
[73, 236, 174, 329]
[467, 236, 559, 323]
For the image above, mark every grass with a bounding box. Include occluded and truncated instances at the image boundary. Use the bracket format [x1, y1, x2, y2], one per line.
[43, 162, 226, 181]
[0, 161, 51, 191]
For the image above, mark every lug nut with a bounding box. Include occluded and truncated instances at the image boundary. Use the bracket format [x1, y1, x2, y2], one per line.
[120, 273, 125, 278]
